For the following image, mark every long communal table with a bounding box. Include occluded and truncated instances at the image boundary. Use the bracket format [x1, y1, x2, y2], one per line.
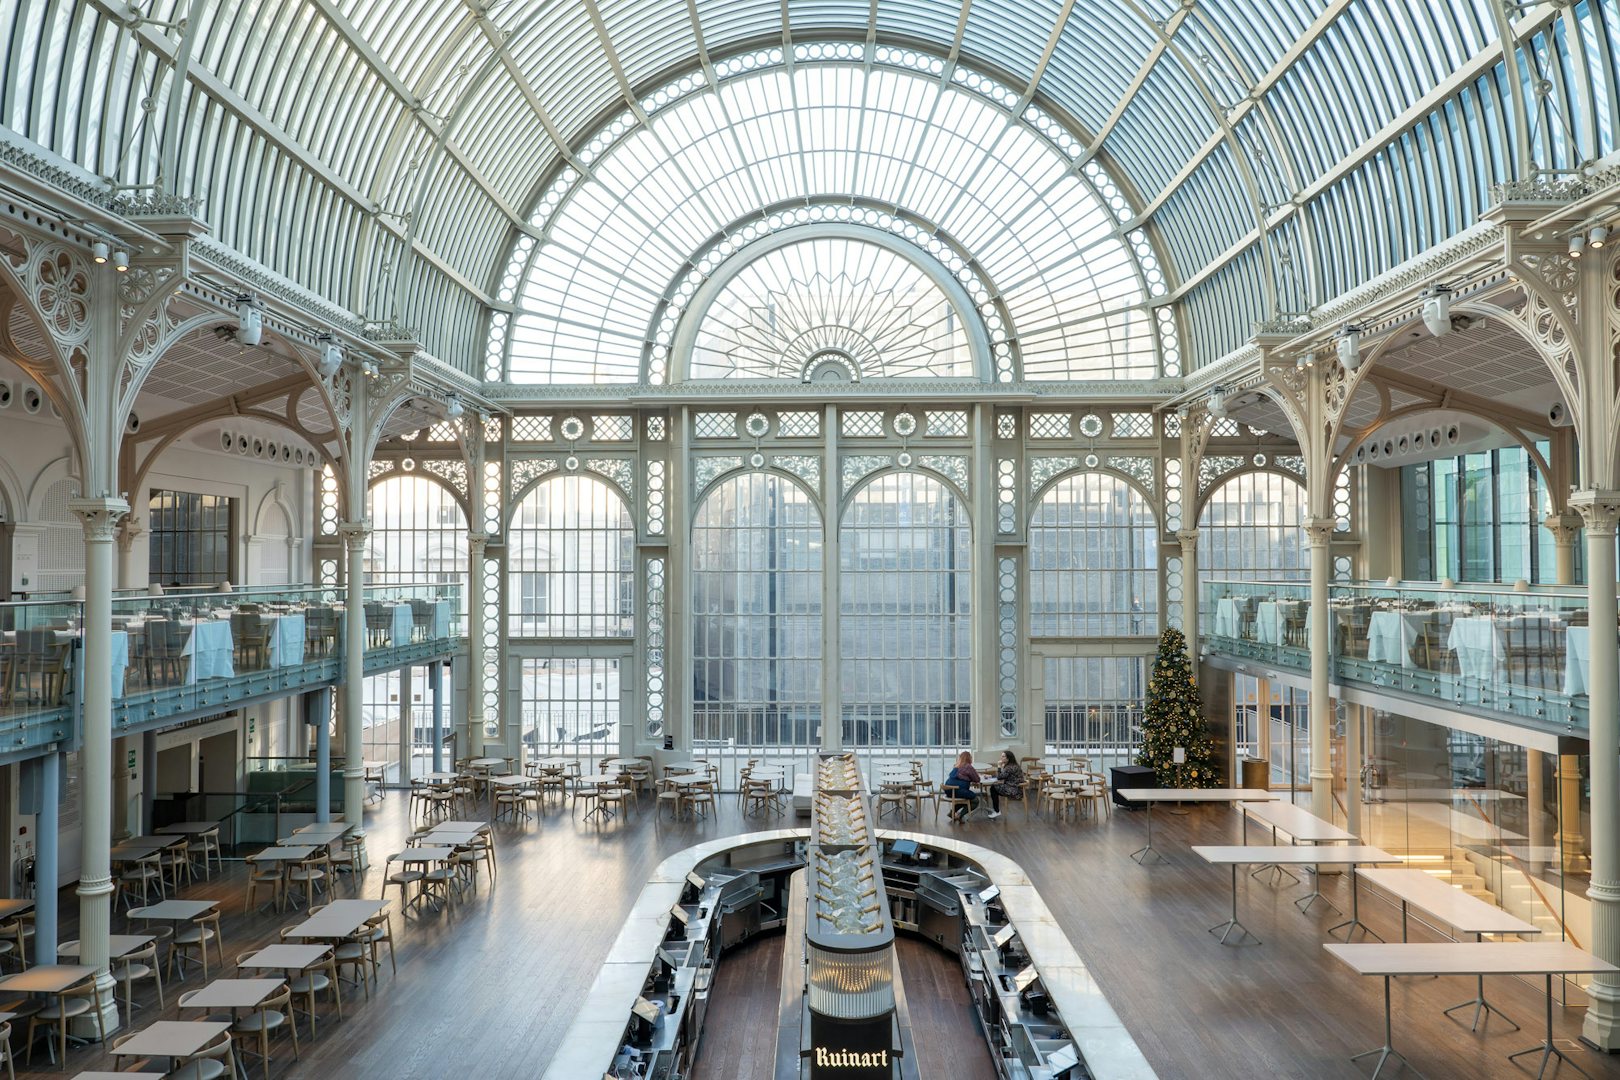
[1192, 845, 1398, 946]
[1324, 942, 1619, 1080]
[1358, 867, 1541, 1031]
[1116, 788, 1275, 864]
[1239, 799, 1357, 888]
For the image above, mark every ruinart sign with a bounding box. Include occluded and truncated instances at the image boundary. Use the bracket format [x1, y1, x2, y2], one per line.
[813, 1047, 890, 1068]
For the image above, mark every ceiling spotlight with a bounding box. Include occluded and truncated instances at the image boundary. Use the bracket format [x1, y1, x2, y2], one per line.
[362, 358, 380, 378]
[1295, 353, 1308, 372]
[317, 334, 343, 378]
[1569, 232, 1587, 258]
[112, 249, 129, 272]
[236, 294, 263, 346]
[91, 240, 109, 264]
[1592, 226, 1610, 249]
[444, 395, 464, 419]
[1208, 386, 1228, 419]
[1337, 324, 1363, 370]
[1422, 285, 1452, 337]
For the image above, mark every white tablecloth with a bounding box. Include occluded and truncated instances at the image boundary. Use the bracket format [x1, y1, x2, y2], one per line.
[181, 620, 235, 682]
[389, 604, 414, 647]
[264, 613, 306, 668]
[1214, 598, 1245, 638]
[1366, 611, 1426, 668]
[1564, 624, 1590, 696]
[1255, 601, 1304, 645]
[1447, 617, 1503, 681]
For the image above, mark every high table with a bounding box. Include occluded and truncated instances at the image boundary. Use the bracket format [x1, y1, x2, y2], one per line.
[1239, 799, 1357, 888]
[1117, 788, 1276, 864]
[1358, 867, 1540, 1031]
[1324, 942, 1620, 1080]
[1192, 846, 1397, 946]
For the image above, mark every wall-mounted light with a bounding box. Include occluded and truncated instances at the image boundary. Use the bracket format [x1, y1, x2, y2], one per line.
[236, 294, 263, 346]
[91, 240, 109, 264]
[1422, 285, 1452, 337]
[1336, 324, 1363, 370]
[1208, 386, 1228, 419]
[317, 334, 343, 378]
[1592, 225, 1610, 250]
[112, 249, 129, 273]
[445, 395, 464, 419]
[1569, 232, 1587, 258]
[362, 358, 380, 378]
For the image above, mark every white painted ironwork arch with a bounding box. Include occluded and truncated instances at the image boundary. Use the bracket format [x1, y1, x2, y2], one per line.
[669, 221, 997, 384]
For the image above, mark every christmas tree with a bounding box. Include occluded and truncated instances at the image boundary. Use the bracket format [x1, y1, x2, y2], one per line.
[1136, 627, 1217, 787]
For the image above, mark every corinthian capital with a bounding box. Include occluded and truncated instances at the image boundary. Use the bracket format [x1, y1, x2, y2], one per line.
[1303, 516, 1336, 547]
[68, 497, 130, 541]
[1569, 491, 1620, 536]
[336, 521, 372, 552]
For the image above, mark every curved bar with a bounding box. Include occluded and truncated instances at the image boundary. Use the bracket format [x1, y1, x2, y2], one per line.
[541, 829, 1155, 1080]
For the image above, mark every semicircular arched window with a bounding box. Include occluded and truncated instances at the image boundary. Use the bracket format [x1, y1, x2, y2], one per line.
[690, 236, 972, 381]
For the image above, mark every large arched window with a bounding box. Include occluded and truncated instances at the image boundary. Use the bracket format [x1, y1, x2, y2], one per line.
[840, 472, 971, 751]
[691, 473, 824, 752]
[363, 475, 469, 780]
[508, 474, 635, 637]
[1198, 472, 1308, 583]
[1028, 472, 1158, 637]
[366, 475, 469, 594]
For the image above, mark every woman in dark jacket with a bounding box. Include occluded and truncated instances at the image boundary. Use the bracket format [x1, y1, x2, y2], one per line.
[987, 750, 1025, 818]
[943, 751, 982, 821]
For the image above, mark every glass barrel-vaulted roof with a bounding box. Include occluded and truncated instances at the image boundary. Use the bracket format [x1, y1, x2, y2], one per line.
[500, 53, 1166, 385]
[3, 1, 1618, 374]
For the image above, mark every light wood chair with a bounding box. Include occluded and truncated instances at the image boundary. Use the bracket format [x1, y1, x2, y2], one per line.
[686, 780, 717, 820]
[168, 908, 223, 982]
[285, 851, 330, 910]
[165, 1027, 236, 1080]
[26, 973, 105, 1068]
[1046, 781, 1080, 823]
[244, 857, 285, 914]
[365, 911, 397, 978]
[941, 789, 977, 822]
[0, 1019, 16, 1079]
[113, 938, 163, 1025]
[655, 778, 685, 821]
[381, 854, 424, 914]
[268, 935, 344, 1038]
[231, 981, 300, 1077]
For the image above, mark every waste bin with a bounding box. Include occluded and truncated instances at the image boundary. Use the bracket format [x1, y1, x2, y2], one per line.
[1240, 756, 1270, 791]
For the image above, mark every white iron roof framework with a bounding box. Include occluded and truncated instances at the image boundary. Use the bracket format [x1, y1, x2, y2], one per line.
[0, 0, 1613, 378]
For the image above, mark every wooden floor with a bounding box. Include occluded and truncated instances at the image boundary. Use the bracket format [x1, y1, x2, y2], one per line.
[15, 790, 1620, 1079]
[692, 933, 996, 1080]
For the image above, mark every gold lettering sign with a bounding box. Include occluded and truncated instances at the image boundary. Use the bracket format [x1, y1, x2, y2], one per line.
[813, 1047, 890, 1068]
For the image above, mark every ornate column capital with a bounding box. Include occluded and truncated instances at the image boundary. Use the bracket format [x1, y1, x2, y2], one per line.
[1174, 528, 1199, 550]
[1543, 508, 1585, 545]
[68, 497, 130, 541]
[1569, 491, 1620, 537]
[467, 532, 488, 556]
[1303, 516, 1336, 547]
[336, 521, 371, 552]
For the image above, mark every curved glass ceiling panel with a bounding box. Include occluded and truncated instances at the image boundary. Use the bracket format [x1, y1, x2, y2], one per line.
[506, 52, 1157, 383]
[690, 237, 971, 381]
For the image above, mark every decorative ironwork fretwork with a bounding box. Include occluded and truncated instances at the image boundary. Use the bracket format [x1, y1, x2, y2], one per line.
[694, 455, 745, 495]
[1105, 455, 1155, 494]
[1028, 456, 1080, 495]
[918, 454, 968, 494]
[841, 454, 893, 495]
[508, 457, 558, 498]
[772, 454, 821, 492]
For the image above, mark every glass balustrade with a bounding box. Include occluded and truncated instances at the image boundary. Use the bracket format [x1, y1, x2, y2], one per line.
[1202, 579, 1592, 730]
[0, 579, 464, 756]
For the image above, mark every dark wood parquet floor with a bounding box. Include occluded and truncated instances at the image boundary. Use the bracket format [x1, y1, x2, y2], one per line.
[14, 790, 1620, 1079]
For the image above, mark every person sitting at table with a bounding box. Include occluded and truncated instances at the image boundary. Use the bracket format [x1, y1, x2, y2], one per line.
[986, 750, 1025, 819]
[943, 752, 983, 822]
